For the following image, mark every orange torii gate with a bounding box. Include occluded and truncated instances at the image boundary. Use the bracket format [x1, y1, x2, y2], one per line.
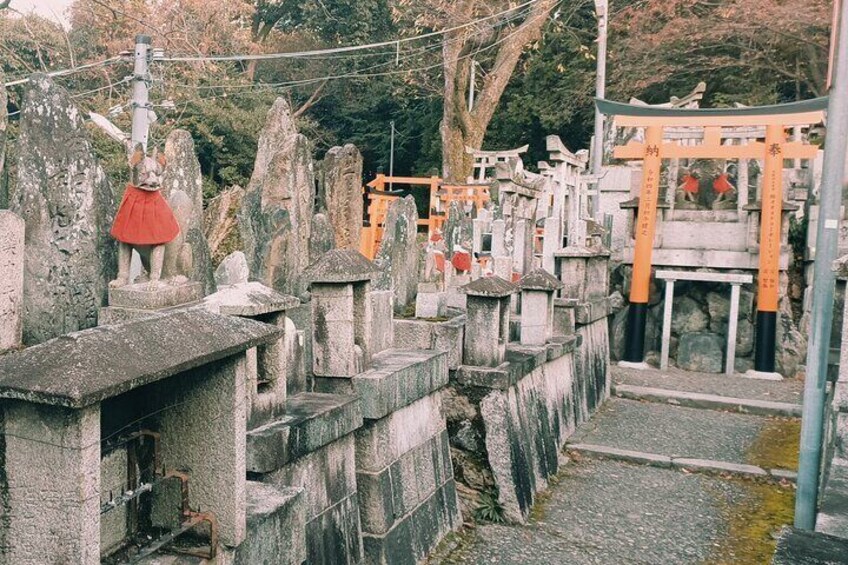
[597, 97, 827, 373]
[359, 174, 490, 259]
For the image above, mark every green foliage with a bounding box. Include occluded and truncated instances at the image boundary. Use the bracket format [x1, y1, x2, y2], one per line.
[473, 489, 505, 524]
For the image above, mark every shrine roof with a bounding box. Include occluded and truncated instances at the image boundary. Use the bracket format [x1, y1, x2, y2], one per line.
[596, 97, 828, 127]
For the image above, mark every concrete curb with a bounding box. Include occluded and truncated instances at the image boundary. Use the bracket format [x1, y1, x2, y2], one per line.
[567, 442, 797, 482]
[612, 384, 802, 418]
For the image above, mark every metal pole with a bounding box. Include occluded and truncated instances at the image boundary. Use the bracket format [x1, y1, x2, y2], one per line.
[389, 120, 395, 191]
[795, 0, 848, 530]
[590, 0, 608, 219]
[468, 59, 476, 111]
[130, 34, 152, 153]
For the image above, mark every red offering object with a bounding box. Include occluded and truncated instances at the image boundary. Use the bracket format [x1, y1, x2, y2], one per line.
[111, 184, 180, 245]
[451, 251, 472, 273]
[713, 173, 734, 194]
[681, 174, 700, 193]
[435, 252, 446, 273]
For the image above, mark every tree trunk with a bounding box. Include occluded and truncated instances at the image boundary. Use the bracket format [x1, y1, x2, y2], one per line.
[440, 0, 558, 182]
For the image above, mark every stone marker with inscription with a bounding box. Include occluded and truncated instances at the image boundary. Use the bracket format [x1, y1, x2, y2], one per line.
[0, 211, 24, 352]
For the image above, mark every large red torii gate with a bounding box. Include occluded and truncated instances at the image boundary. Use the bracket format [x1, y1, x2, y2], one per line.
[597, 97, 827, 373]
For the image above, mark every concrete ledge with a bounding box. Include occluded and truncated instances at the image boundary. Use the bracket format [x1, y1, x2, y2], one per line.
[612, 384, 803, 417]
[233, 482, 307, 565]
[575, 297, 611, 325]
[247, 392, 363, 473]
[672, 457, 768, 477]
[773, 527, 848, 565]
[567, 443, 672, 468]
[393, 316, 465, 370]
[315, 349, 448, 420]
[744, 369, 784, 381]
[568, 443, 795, 481]
[816, 460, 848, 538]
[361, 479, 461, 565]
[617, 360, 650, 370]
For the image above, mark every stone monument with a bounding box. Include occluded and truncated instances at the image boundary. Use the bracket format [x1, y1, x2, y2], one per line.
[239, 98, 315, 297]
[11, 74, 116, 344]
[374, 195, 419, 313]
[320, 143, 364, 250]
[0, 211, 24, 352]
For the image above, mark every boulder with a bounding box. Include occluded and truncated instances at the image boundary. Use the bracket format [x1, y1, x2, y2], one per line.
[736, 318, 754, 357]
[215, 251, 250, 287]
[239, 98, 315, 296]
[204, 185, 244, 266]
[11, 74, 116, 344]
[677, 332, 724, 373]
[670, 296, 709, 334]
[706, 291, 730, 329]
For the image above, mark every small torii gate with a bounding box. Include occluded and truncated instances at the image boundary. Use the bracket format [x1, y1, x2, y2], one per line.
[597, 97, 827, 374]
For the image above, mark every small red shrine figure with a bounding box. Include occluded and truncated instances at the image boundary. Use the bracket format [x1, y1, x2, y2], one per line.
[677, 169, 700, 203]
[712, 171, 736, 203]
[110, 145, 180, 288]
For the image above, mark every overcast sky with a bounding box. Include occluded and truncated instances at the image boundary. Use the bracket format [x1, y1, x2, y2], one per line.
[10, 0, 73, 27]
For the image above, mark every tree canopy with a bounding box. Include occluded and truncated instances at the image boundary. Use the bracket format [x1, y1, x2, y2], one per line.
[0, 0, 834, 197]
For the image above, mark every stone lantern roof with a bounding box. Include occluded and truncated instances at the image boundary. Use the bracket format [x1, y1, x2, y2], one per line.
[304, 248, 379, 284]
[518, 269, 563, 292]
[461, 275, 516, 298]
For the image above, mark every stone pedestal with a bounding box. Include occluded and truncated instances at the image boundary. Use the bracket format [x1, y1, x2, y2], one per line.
[100, 280, 204, 324]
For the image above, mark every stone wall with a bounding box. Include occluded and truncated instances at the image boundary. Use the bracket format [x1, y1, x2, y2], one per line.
[445, 324, 609, 524]
[610, 267, 805, 377]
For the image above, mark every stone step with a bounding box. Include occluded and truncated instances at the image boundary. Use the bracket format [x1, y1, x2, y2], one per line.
[612, 383, 802, 417]
[568, 398, 798, 473]
[246, 392, 362, 473]
[773, 527, 848, 565]
[567, 443, 796, 481]
[612, 364, 804, 405]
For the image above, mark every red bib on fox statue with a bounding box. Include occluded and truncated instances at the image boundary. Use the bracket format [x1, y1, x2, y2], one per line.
[111, 184, 180, 245]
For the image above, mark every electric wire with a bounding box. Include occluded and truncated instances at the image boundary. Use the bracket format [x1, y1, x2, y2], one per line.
[157, 0, 543, 63]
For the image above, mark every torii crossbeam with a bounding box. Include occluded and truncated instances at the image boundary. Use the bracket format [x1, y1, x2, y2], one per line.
[597, 96, 827, 374]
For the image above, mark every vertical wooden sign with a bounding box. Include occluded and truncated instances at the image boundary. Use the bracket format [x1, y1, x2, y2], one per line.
[623, 125, 663, 362]
[754, 124, 784, 372]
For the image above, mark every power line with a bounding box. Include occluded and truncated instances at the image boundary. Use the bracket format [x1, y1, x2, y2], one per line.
[5, 56, 123, 87]
[156, 4, 539, 94]
[157, 0, 543, 63]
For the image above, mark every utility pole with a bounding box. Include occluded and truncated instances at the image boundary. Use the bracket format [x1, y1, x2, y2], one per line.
[130, 34, 152, 152]
[468, 59, 476, 111]
[795, 0, 848, 530]
[389, 120, 396, 191]
[590, 0, 608, 218]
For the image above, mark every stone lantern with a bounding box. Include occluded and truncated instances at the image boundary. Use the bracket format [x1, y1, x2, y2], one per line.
[461, 276, 517, 367]
[304, 248, 379, 377]
[518, 269, 563, 346]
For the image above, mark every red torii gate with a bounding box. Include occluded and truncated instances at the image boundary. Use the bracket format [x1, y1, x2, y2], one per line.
[597, 97, 827, 373]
